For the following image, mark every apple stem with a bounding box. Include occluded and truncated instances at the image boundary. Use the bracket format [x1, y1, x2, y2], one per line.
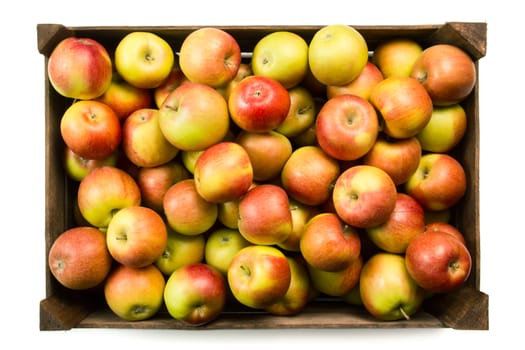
[399, 307, 410, 320]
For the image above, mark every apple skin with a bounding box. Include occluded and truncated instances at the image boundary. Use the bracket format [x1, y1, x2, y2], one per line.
[47, 37, 112, 100]
[179, 27, 241, 88]
[237, 184, 293, 246]
[372, 38, 423, 78]
[155, 228, 205, 276]
[411, 44, 476, 106]
[159, 82, 230, 151]
[48, 226, 112, 290]
[235, 130, 292, 182]
[77, 165, 141, 229]
[96, 72, 153, 121]
[316, 94, 379, 161]
[281, 146, 340, 206]
[277, 199, 320, 252]
[163, 179, 218, 236]
[360, 252, 425, 321]
[424, 222, 466, 246]
[307, 254, 363, 297]
[204, 228, 252, 276]
[164, 263, 227, 326]
[326, 61, 384, 100]
[228, 75, 291, 133]
[405, 153, 467, 211]
[362, 136, 421, 186]
[300, 213, 361, 272]
[122, 108, 179, 168]
[366, 193, 426, 254]
[63, 146, 118, 182]
[416, 104, 467, 153]
[251, 31, 309, 89]
[332, 165, 398, 229]
[153, 66, 190, 108]
[194, 141, 254, 203]
[227, 245, 291, 309]
[405, 230, 472, 293]
[224, 63, 253, 100]
[114, 31, 174, 89]
[136, 159, 191, 213]
[308, 24, 369, 86]
[104, 264, 165, 321]
[60, 100, 121, 161]
[106, 205, 168, 268]
[369, 76, 433, 139]
[274, 86, 317, 139]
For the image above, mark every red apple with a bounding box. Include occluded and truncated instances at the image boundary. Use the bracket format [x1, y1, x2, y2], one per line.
[281, 146, 340, 206]
[153, 66, 190, 108]
[405, 153, 467, 211]
[47, 37, 112, 100]
[48, 226, 112, 290]
[411, 44, 476, 106]
[60, 100, 121, 160]
[332, 165, 397, 228]
[362, 135, 422, 186]
[405, 230, 472, 293]
[300, 212, 361, 271]
[369, 76, 433, 139]
[237, 184, 293, 246]
[228, 75, 291, 133]
[424, 222, 466, 246]
[366, 193, 426, 254]
[326, 61, 384, 100]
[316, 94, 379, 161]
[63, 146, 118, 182]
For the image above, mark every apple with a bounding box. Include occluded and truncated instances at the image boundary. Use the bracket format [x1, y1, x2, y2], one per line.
[96, 72, 153, 121]
[366, 193, 425, 254]
[194, 141, 254, 203]
[341, 283, 362, 306]
[60, 100, 121, 161]
[204, 228, 252, 275]
[332, 165, 398, 229]
[277, 199, 320, 252]
[369, 76, 433, 139]
[411, 44, 477, 106]
[290, 122, 318, 148]
[77, 165, 141, 229]
[307, 255, 363, 297]
[114, 31, 175, 89]
[237, 184, 292, 245]
[316, 94, 379, 161]
[264, 255, 312, 316]
[228, 75, 291, 133]
[416, 103, 467, 153]
[154, 228, 205, 276]
[275, 86, 317, 138]
[104, 264, 165, 321]
[63, 146, 118, 182]
[308, 24, 368, 86]
[424, 221, 466, 246]
[153, 66, 189, 108]
[235, 130, 292, 182]
[106, 205, 168, 268]
[227, 245, 291, 309]
[251, 31, 309, 89]
[179, 27, 241, 88]
[300, 212, 361, 272]
[122, 108, 179, 168]
[360, 252, 425, 321]
[48, 226, 112, 290]
[405, 230, 472, 293]
[362, 135, 421, 186]
[136, 159, 191, 213]
[159, 82, 230, 151]
[281, 145, 340, 206]
[405, 153, 467, 211]
[326, 61, 384, 100]
[224, 63, 253, 100]
[372, 38, 423, 78]
[163, 178, 218, 236]
[47, 37, 112, 100]
[164, 263, 227, 326]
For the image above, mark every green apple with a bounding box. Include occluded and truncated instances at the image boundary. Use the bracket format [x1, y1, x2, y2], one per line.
[307, 255, 363, 296]
[154, 228, 205, 276]
[275, 86, 316, 138]
[204, 228, 252, 275]
[360, 252, 425, 321]
[63, 146, 118, 182]
[251, 31, 309, 89]
[416, 104, 467, 153]
[308, 24, 368, 86]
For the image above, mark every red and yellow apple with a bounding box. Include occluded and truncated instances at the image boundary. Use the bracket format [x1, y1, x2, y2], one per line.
[372, 38, 423, 78]
[326, 61, 384, 100]
[416, 104, 467, 153]
[307, 254, 363, 297]
[154, 229, 206, 276]
[63, 147, 118, 182]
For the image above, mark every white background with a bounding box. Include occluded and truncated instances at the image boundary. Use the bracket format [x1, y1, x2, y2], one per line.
[1, 0, 520, 348]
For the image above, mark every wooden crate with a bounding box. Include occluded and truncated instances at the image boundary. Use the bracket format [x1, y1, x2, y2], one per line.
[37, 22, 488, 331]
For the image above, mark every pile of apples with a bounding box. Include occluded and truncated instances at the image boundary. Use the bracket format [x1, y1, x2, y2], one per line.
[46, 24, 477, 325]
